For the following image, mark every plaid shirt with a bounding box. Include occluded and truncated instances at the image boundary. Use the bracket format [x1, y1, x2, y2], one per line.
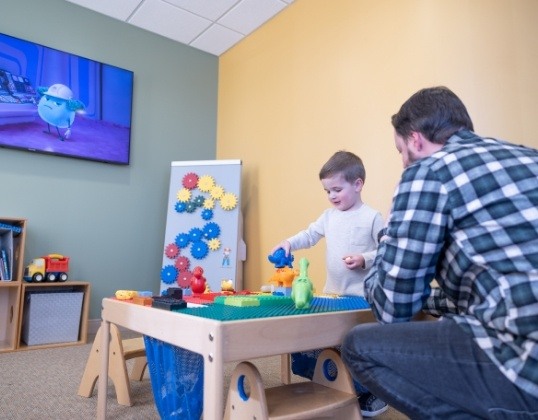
[365, 130, 538, 399]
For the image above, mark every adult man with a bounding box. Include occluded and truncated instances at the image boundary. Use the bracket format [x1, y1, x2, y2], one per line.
[341, 87, 538, 418]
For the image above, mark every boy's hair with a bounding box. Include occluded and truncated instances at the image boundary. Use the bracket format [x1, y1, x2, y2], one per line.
[319, 150, 366, 183]
[391, 86, 474, 145]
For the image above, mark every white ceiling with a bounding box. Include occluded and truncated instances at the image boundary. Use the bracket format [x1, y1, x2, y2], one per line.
[65, 0, 295, 56]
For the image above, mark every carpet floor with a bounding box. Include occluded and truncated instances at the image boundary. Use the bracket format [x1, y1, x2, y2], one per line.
[0, 331, 408, 419]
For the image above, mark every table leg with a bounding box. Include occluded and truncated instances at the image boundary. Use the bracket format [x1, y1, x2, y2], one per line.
[97, 320, 111, 420]
[280, 353, 291, 384]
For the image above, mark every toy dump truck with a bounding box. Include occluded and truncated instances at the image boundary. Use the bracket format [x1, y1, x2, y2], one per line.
[23, 254, 69, 282]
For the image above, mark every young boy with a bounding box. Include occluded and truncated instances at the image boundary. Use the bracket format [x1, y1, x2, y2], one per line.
[271, 150, 387, 417]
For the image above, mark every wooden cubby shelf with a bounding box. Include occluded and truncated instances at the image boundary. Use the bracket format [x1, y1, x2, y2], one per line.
[0, 217, 90, 352]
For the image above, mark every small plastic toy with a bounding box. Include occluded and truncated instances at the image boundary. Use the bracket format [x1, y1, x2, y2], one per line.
[23, 253, 70, 282]
[221, 279, 235, 292]
[268, 248, 294, 268]
[115, 290, 137, 300]
[291, 257, 314, 309]
[268, 267, 298, 288]
[190, 266, 207, 294]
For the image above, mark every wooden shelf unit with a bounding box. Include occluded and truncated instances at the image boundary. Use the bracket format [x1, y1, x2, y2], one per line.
[0, 217, 91, 352]
[0, 217, 27, 353]
[17, 281, 91, 351]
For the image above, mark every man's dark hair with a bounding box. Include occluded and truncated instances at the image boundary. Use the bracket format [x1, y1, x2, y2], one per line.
[319, 150, 365, 183]
[391, 86, 474, 144]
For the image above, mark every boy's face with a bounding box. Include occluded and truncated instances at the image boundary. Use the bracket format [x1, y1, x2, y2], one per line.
[321, 173, 363, 211]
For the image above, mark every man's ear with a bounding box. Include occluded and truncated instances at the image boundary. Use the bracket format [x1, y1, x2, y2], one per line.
[408, 131, 423, 152]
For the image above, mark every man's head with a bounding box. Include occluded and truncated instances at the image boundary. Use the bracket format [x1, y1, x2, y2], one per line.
[391, 87, 474, 167]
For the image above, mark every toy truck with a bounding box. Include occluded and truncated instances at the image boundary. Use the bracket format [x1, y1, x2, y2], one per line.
[23, 254, 69, 282]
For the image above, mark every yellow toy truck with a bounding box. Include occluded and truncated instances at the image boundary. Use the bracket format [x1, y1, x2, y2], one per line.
[23, 253, 70, 282]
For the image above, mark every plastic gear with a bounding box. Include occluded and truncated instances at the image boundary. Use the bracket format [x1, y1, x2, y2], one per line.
[177, 270, 192, 288]
[201, 209, 214, 220]
[185, 201, 197, 213]
[220, 192, 238, 211]
[161, 265, 178, 284]
[208, 238, 221, 251]
[193, 195, 205, 207]
[189, 227, 204, 242]
[174, 256, 190, 272]
[165, 243, 180, 259]
[203, 198, 215, 210]
[182, 172, 199, 189]
[175, 233, 191, 248]
[210, 185, 225, 199]
[176, 188, 191, 202]
[190, 241, 209, 260]
[174, 201, 187, 213]
[197, 175, 215, 192]
[203, 222, 221, 239]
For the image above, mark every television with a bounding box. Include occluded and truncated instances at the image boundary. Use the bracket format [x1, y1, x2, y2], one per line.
[0, 32, 133, 165]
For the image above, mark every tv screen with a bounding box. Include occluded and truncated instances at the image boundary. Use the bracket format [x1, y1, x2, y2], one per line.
[0, 32, 133, 165]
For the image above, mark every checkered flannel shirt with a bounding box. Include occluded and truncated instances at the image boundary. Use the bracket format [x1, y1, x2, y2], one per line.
[365, 130, 538, 399]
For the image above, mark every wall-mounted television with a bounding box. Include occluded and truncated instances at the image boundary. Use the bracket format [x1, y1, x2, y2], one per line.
[0, 32, 133, 165]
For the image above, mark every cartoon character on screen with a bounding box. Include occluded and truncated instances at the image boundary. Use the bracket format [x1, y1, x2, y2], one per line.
[37, 83, 85, 140]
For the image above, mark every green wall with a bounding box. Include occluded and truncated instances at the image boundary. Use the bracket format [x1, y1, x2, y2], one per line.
[1, 0, 219, 319]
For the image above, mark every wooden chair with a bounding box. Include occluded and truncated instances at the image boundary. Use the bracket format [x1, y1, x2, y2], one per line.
[78, 323, 147, 406]
[224, 348, 362, 420]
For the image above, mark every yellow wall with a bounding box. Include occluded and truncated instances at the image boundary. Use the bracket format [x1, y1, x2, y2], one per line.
[217, 0, 538, 293]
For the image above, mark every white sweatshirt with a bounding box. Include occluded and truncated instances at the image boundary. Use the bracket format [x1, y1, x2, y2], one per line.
[287, 204, 384, 296]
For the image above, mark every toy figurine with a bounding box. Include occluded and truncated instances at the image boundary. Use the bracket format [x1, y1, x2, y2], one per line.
[190, 266, 206, 294]
[268, 267, 298, 288]
[291, 258, 314, 309]
[268, 248, 294, 268]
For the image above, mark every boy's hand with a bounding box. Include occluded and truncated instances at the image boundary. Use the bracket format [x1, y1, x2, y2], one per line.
[343, 255, 365, 269]
[271, 240, 291, 256]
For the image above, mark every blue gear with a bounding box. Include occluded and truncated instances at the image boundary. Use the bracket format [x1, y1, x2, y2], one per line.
[203, 222, 221, 239]
[201, 209, 213, 220]
[193, 195, 205, 207]
[185, 202, 197, 213]
[175, 202, 187, 213]
[161, 265, 178, 284]
[175, 233, 190, 248]
[190, 241, 209, 260]
[189, 227, 204, 242]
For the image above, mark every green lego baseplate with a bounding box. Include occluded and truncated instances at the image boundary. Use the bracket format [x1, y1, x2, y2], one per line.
[174, 296, 369, 321]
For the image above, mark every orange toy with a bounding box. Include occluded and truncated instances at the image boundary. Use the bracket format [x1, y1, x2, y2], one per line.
[268, 267, 298, 288]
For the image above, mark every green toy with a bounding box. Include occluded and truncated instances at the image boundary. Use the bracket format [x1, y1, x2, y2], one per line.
[291, 257, 314, 309]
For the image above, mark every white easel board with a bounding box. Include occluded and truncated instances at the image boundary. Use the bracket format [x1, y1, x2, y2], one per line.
[160, 160, 244, 294]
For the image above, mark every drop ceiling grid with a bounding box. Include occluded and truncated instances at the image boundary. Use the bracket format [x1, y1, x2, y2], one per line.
[65, 0, 295, 56]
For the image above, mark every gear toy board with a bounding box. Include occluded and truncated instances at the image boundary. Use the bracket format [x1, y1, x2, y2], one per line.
[160, 160, 244, 294]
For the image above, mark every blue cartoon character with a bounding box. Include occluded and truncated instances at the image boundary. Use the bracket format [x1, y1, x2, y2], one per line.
[37, 84, 85, 141]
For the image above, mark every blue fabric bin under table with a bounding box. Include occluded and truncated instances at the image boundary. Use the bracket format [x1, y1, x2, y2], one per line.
[144, 336, 204, 420]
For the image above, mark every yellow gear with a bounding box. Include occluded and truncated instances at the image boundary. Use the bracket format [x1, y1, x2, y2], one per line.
[208, 238, 221, 251]
[220, 192, 238, 210]
[210, 185, 225, 199]
[203, 198, 216, 209]
[197, 175, 215, 192]
[176, 188, 191, 202]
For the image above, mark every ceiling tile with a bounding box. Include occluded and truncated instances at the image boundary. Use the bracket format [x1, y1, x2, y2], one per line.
[164, 0, 241, 21]
[65, 0, 142, 21]
[218, 0, 287, 35]
[190, 24, 244, 56]
[129, 0, 212, 44]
